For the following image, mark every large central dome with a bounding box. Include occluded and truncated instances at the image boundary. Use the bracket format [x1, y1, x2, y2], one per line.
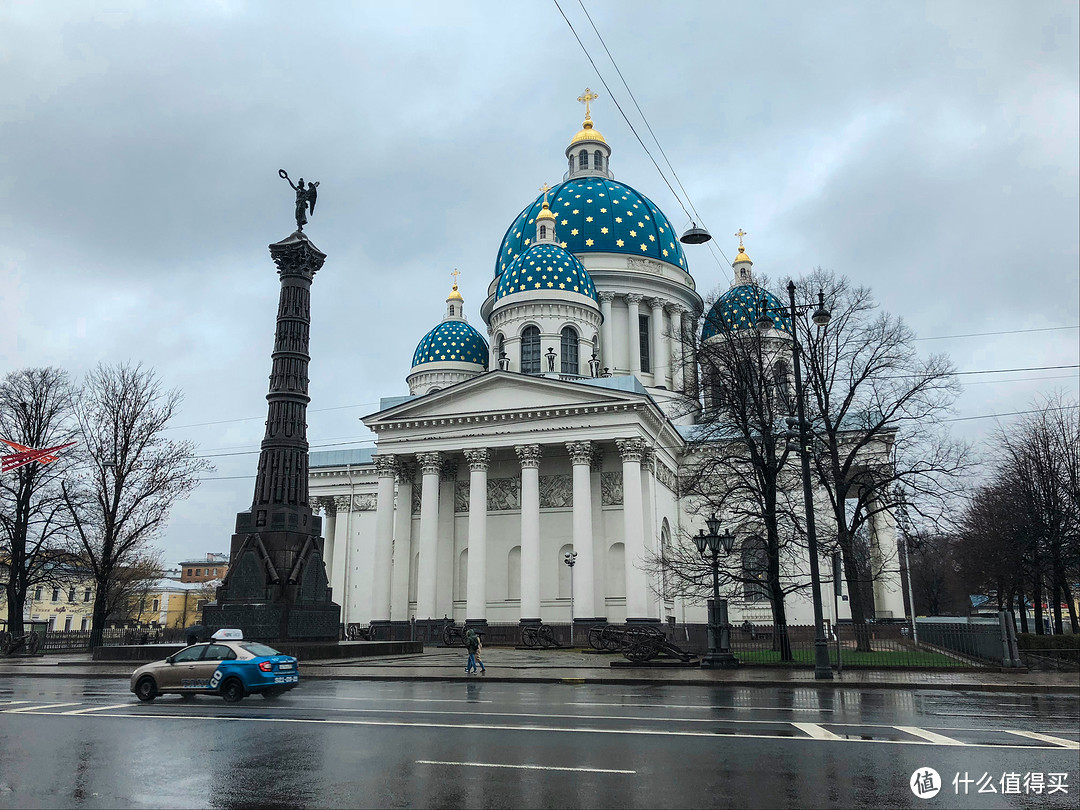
[495, 178, 687, 276]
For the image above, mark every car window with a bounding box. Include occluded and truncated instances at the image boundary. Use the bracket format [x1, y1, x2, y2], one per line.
[240, 642, 281, 657]
[203, 644, 236, 661]
[173, 646, 205, 663]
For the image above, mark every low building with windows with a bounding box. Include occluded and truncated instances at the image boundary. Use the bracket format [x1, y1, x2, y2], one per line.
[21, 577, 97, 632]
[177, 553, 230, 583]
[132, 579, 212, 629]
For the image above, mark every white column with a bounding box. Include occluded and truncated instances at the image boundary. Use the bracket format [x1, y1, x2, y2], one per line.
[389, 466, 414, 622]
[590, 449, 606, 620]
[370, 454, 397, 623]
[870, 498, 907, 620]
[516, 444, 542, 622]
[648, 297, 668, 387]
[415, 452, 441, 620]
[436, 466, 457, 617]
[331, 495, 351, 610]
[668, 304, 684, 393]
[319, 497, 337, 586]
[598, 292, 614, 373]
[464, 448, 490, 622]
[617, 438, 649, 620]
[567, 441, 597, 620]
[625, 294, 642, 376]
[640, 447, 659, 619]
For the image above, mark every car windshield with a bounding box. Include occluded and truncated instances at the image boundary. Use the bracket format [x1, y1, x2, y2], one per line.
[240, 642, 282, 657]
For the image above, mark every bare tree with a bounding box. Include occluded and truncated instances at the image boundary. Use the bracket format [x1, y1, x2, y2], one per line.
[795, 269, 969, 648]
[60, 363, 211, 648]
[655, 288, 812, 660]
[0, 368, 79, 635]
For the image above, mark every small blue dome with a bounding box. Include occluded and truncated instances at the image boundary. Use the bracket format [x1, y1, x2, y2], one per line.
[496, 177, 687, 276]
[702, 285, 791, 339]
[412, 320, 489, 368]
[494, 242, 598, 305]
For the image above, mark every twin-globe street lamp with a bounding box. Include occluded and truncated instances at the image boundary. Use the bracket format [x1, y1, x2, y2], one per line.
[755, 281, 834, 680]
[694, 514, 740, 668]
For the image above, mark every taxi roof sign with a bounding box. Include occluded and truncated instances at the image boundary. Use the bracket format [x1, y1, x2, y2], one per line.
[211, 629, 244, 640]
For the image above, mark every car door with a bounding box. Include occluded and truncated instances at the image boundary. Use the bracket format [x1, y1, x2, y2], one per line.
[161, 645, 207, 690]
[196, 643, 237, 691]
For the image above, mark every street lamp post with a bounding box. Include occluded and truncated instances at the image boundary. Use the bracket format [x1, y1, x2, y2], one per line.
[563, 551, 577, 647]
[756, 282, 834, 680]
[694, 514, 739, 669]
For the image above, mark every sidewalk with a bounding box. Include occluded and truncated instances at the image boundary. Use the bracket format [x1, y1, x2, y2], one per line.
[1, 647, 1077, 693]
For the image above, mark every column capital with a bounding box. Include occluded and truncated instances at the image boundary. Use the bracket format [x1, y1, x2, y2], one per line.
[640, 446, 656, 472]
[615, 437, 647, 463]
[565, 441, 594, 466]
[624, 293, 643, 306]
[440, 461, 458, 482]
[666, 302, 687, 317]
[333, 495, 353, 512]
[463, 447, 491, 472]
[590, 447, 604, 472]
[314, 496, 336, 515]
[396, 461, 416, 484]
[515, 444, 542, 469]
[646, 296, 666, 310]
[598, 291, 615, 304]
[373, 453, 398, 478]
[416, 452, 442, 476]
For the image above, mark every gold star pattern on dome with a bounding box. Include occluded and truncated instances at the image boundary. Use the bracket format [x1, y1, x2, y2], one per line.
[412, 320, 490, 367]
[701, 285, 791, 340]
[494, 178, 688, 277]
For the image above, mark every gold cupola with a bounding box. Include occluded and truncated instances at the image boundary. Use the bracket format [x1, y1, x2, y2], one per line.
[534, 183, 558, 244]
[732, 230, 754, 286]
[566, 88, 612, 179]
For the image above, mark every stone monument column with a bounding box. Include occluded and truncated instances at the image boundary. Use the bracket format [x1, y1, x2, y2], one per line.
[516, 444, 542, 624]
[204, 219, 341, 641]
[464, 448, 490, 625]
[370, 454, 397, 630]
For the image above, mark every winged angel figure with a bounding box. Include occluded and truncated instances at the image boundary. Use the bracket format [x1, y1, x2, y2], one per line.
[279, 169, 319, 231]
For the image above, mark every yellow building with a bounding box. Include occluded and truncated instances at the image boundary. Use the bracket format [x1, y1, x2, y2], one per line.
[130, 579, 216, 629]
[21, 578, 97, 632]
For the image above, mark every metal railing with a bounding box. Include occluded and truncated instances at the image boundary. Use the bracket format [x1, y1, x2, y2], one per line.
[35, 627, 190, 652]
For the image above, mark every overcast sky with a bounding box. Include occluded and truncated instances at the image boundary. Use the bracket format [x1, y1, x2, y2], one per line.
[2, 1, 1077, 568]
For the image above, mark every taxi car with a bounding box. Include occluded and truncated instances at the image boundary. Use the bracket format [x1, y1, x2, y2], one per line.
[129, 629, 299, 703]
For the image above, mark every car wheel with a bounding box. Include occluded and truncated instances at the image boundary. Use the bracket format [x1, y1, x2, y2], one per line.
[220, 678, 245, 703]
[135, 677, 157, 702]
[261, 687, 285, 700]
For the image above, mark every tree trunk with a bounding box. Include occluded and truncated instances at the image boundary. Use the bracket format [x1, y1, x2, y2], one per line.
[4, 578, 25, 636]
[1032, 573, 1044, 635]
[1017, 589, 1029, 634]
[1051, 579, 1064, 635]
[88, 578, 110, 649]
[769, 587, 793, 662]
[840, 546, 873, 652]
[1063, 579, 1079, 634]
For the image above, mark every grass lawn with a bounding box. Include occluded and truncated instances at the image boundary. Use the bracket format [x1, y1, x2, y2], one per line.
[733, 648, 965, 667]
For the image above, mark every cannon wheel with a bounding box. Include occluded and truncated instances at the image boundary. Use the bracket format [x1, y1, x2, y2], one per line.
[600, 625, 624, 652]
[625, 637, 659, 662]
[24, 631, 41, 655]
[587, 625, 606, 650]
[0, 632, 10, 656]
[520, 624, 540, 648]
[537, 624, 558, 648]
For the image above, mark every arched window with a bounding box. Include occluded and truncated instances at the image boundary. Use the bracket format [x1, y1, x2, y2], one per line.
[741, 537, 769, 603]
[606, 542, 626, 598]
[508, 546, 521, 600]
[539, 224, 546, 240]
[560, 326, 579, 374]
[579, 150, 588, 170]
[449, 304, 455, 316]
[520, 325, 541, 374]
[558, 543, 574, 599]
[594, 150, 603, 171]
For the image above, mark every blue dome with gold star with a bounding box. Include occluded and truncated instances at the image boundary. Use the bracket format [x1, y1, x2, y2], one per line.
[411, 320, 489, 368]
[495, 178, 687, 276]
[494, 242, 598, 305]
[702, 285, 791, 339]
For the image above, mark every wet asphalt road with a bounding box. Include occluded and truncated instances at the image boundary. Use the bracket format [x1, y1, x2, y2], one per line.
[0, 677, 1077, 809]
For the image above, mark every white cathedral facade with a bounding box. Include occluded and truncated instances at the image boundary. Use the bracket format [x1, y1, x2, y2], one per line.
[308, 99, 907, 631]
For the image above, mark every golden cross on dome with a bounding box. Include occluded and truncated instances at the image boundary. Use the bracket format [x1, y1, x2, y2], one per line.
[539, 182, 551, 203]
[451, 268, 460, 286]
[735, 229, 748, 249]
[577, 87, 598, 120]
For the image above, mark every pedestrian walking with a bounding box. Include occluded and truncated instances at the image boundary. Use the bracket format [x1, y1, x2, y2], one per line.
[465, 628, 479, 674]
[475, 633, 486, 674]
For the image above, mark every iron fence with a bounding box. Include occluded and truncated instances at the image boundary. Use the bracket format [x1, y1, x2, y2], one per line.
[36, 627, 190, 652]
